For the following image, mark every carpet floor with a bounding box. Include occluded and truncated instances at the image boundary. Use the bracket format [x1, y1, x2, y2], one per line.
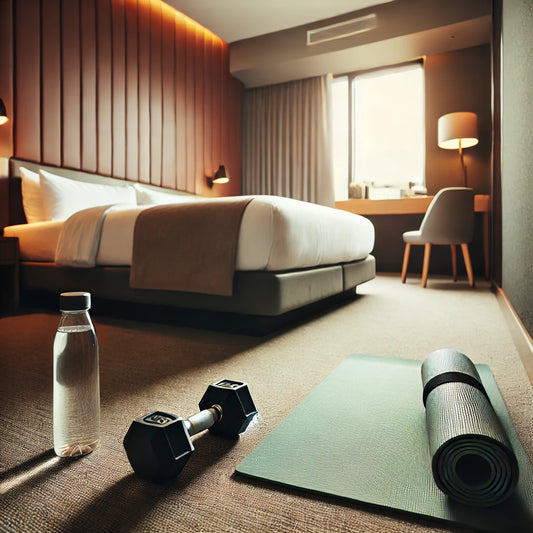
[1, 274, 532, 532]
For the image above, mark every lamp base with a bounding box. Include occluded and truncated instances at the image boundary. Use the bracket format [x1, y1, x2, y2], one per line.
[459, 146, 468, 187]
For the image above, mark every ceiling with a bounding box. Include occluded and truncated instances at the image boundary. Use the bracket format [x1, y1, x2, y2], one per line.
[163, 0, 492, 88]
[165, 0, 395, 43]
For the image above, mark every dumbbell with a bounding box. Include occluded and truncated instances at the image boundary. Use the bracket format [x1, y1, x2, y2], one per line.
[123, 379, 258, 482]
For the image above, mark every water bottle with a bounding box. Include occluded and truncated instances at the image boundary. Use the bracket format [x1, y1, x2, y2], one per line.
[53, 292, 100, 457]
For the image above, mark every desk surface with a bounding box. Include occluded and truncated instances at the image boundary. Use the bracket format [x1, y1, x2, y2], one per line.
[335, 195, 491, 216]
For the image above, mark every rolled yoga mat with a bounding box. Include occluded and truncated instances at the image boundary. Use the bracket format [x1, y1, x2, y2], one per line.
[236, 354, 533, 531]
[421, 348, 519, 506]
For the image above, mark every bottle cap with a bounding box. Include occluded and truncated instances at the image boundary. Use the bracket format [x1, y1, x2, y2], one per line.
[60, 292, 91, 311]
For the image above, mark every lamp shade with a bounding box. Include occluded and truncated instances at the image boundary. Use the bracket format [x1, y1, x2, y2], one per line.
[438, 112, 478, 150]
[207, 165, 230, 188]
[0, 98, 8, 126]
[213, 165, 229, 184]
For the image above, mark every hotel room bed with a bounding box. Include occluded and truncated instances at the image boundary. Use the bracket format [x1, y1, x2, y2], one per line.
[3, 158, 375, 330]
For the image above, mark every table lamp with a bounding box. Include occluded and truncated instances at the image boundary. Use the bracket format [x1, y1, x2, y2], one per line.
[438, 112, 478, 187]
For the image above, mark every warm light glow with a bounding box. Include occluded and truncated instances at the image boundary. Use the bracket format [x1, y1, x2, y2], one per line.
[0, 116, 8, 126]
[162, 0, 227, 45]
[213, 176, 229, 184]
[438, 112, 478, 150]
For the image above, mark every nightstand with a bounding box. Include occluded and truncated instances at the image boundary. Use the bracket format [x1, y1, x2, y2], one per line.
[0, 236, 20, 314]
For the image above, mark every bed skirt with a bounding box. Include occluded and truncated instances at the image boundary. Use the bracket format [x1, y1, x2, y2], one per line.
[18, 256, 375, 333]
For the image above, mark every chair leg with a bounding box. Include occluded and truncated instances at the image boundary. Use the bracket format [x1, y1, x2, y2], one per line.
[422, 243, 431, 288]
[401, 243, 411, 283]
[450, 245, 457, 282]
[461, 243, 475, 287]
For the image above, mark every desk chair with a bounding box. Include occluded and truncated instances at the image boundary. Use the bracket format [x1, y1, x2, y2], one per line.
[401, 187, 475, 288]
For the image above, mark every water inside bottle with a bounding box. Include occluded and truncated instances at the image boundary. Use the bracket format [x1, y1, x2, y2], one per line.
[53, 325, 100, 457]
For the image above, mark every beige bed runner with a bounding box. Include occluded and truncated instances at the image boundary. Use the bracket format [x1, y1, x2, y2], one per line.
[129, 198, 253, 296]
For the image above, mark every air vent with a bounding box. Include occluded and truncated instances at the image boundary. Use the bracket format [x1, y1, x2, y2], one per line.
[307, 13, 377, 46]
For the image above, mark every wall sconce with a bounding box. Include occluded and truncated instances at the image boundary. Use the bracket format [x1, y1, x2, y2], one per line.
[438, 111, 478, 187]
[207, 165, 230, 188]
[0, 98, 8, 125]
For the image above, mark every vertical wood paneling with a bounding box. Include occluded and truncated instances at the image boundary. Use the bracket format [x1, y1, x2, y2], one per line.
[80, 0, 97, 172]
[111, 0, 126, 178]
[203, 35, 213, 194]
[62, 0, 81, 168]
[161, 5, 176, 188]
[194, 26, 204, 194]
[14, 0, 41, 161]
[112, 0, 127, 178]
[211, 39, 222, 170]
[149, 0, 162, 185]
[41, 0, 61, 166]
[185, 19, 196, 192]
[0, 0, 13, 162]
[175, 14, 188, 190]
[228, 76, 243, 197]
[9, 0, 242, 194]
[137, 0, 151, 183]
[220, 53, 230, 185]
[96, 0, 113, 175]
[125, 0, 139, 181]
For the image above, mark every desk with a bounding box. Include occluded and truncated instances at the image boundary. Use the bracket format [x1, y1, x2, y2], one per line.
[335, 195, 491, 279]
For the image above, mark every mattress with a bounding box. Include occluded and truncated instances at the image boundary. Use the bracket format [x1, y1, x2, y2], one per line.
[4, 195, 375, 271]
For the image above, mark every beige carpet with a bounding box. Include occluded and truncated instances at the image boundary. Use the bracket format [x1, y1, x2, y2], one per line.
[1, 274, 532, 533]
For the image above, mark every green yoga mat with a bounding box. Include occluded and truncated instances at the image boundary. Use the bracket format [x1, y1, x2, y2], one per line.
[236, 354, 533, 532]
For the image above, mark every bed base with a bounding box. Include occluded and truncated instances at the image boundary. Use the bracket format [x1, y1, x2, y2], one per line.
[19, 257, 375, 334]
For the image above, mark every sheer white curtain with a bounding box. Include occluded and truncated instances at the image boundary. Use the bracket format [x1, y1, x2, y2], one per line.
[242, 75, 334, 207]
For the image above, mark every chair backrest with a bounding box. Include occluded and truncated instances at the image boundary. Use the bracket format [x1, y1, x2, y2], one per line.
[419, 187, 475, 244]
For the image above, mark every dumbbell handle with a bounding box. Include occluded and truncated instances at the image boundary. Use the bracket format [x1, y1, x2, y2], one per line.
[184, 404, 222, 437]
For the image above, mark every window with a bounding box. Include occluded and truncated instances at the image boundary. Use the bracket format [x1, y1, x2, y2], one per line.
[331, 62, 425, 200]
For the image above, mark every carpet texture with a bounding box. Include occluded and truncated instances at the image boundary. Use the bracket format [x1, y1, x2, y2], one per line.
[1, 274, 532, 532]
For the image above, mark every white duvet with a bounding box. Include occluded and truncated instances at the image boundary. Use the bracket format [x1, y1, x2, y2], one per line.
[4, 195, 375, 271]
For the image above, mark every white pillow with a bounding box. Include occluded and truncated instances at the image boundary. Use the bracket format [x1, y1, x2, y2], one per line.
[134, 183, 199, 205]
[39, 169, 137, 221]
[20, 167, 47, 223]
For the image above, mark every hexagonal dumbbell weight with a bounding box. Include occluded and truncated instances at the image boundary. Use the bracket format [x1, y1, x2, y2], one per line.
[123, 379, 258, 482]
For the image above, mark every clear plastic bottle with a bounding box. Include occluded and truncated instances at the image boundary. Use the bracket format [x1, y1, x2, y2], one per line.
[53, 292, 100, 457]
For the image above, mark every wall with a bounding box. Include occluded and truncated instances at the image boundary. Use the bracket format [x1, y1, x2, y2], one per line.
[0, 0, 243, 198]
[501, 0, 533, 337]
[0, 0, 14, 228]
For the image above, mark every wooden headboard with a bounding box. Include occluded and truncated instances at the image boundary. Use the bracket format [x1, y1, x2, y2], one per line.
[3, 158, 24, 227]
